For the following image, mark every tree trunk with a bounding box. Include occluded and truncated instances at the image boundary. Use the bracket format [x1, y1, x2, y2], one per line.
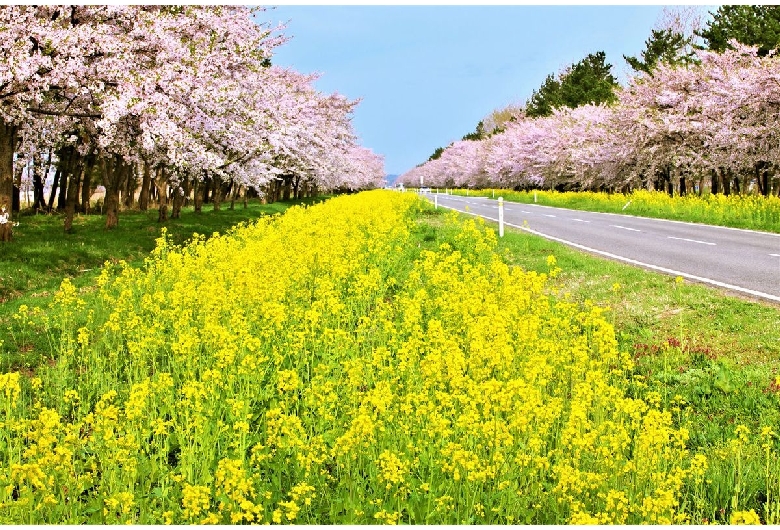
[156, 166, 168, 223]
[124, 163, 137, 209]
[64, 149, 83, 233]
[48, 166, 61, 211]
[194, 177, 203, 213]
[229, 182, 237, 210]
[661, 166, 673, 197]
[755, 163, 766, 196]
[37, 148, 54, 211]
[721, 168, 731, 196]
[12, 153, 23, 213]
[57, 156, 69, 210]
[171, 179, 185, 220]
[32, 156, 46, 212]
[80, 162, 92, 214]
[679, 176, 686, 196]
[0, 121, 15, 242]
[175, 176, 191, 217]
[203, 176, 211, 204]
[761, 164, 770, 197]
[102, 155, 125, 230]
[711, 169, 720, 195]
[212, 176, 222, 211]
[292, 176, 301, 199]
[282, 177, 291, 201]
[182, 177, 192, 207]
[243, 186, 248, 209]
[138, 161, 151, 211]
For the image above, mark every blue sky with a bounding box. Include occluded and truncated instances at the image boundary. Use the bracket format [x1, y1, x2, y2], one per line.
[263, 5, 690, 176]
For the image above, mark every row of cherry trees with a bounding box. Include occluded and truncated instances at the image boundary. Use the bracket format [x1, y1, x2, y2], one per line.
[0, 6, 385, 241]
[400, 44, 780, 198]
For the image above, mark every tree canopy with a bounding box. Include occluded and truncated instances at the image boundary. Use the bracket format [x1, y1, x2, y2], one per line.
[624, 28, 696, 75]
[400, 44, 780, 198]
[525, 51, 619, 118]
[0, 6, 385, 241]
[697, 5, 780, 56]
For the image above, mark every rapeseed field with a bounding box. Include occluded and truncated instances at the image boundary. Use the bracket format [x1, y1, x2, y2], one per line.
[0, 190, 776, 523]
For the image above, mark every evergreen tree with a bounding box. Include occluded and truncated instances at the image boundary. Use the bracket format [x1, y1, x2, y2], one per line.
[461, 121, 485, 141]
[526, 51, 619, 118]
[428, 146, 444, 161]
[697, 5, 780, 56]
[625, 28, 696, 75]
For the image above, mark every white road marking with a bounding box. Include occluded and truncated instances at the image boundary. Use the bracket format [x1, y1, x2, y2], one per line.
[543, 214, 556, 218]
[437, 204, 780, 304]
[572, 218, 590, 223]
[771, 254, 780, 257]
[611, 225, 641, 232]
[520, 210, 531, 214]
[668, 236, 716, 246]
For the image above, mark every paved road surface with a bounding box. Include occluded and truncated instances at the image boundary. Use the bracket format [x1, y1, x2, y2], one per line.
[423, 192, 780, 303]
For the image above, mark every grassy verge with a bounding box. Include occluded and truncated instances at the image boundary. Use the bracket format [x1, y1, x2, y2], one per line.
[0, 197, 326, 371]
[446, 188, 780, 233]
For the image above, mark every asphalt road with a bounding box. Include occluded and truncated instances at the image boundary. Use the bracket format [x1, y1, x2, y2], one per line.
[423, 192, 780, 303]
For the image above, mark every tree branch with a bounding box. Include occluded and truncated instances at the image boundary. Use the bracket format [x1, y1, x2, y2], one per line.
[27, 107, 102, 119]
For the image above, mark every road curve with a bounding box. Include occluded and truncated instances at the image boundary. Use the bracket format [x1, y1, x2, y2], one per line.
[422, 192, 780, 303]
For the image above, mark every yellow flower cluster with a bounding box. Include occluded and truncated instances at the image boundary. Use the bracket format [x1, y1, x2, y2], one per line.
[0, 190, 776, 523]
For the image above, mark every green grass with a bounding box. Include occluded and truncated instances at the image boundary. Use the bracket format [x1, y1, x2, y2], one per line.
[446, 188, 780, 233]
[0, 197, 327, 371]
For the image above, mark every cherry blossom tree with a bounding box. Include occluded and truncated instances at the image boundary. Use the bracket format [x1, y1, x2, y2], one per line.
[405, 40, 780, 199]
[1, 5, 383, 240]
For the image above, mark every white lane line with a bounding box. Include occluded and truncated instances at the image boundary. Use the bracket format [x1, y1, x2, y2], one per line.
[439, 204, 780, 304]
[668, 236, 716, 246]
[543, 214, 557, 218]
[771, 254, 780, 257]
[611, 225, 641, 232]
[520, 210, 531, 214]
[572, 218, 590, 223]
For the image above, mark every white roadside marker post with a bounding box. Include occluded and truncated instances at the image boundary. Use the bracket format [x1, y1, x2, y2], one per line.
[435, 194, 438, 209]
[534, 191, 537, 203]
[498, 197, 504, 237]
